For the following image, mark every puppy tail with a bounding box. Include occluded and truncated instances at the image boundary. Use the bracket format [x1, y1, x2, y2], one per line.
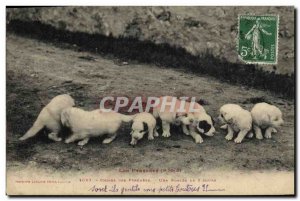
[152, 108, 159, 118]
[19, 119, 44, 141]
[120, 114, 136, 123]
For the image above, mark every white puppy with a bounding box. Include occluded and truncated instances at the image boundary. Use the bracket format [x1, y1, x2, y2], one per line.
[152, 96, 190, 138]
[153, 96, 215, 144]
[130, 112, 158, 145]
[61, 107, 135, 146]
[178, 111, 215, 144]
[251, 102, 284, 139]
[218, 104, 252, 143]
[19, 94, 75, 142]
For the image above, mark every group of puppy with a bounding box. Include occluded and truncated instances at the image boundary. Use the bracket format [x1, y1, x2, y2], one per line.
[19, 94, 284, 146]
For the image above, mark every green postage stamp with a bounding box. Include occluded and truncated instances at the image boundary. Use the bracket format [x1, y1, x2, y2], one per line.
[238, 15, 279, 64]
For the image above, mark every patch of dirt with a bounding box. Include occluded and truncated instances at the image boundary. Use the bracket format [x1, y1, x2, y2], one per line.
[6, 34, 294, 174]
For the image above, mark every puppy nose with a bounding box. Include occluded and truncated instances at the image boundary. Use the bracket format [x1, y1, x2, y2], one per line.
[189, 119, 193, 123]
[209, 128, 216, 135]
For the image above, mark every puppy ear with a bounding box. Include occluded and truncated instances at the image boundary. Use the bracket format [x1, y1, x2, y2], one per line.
[222, 112, 233, 124]
[198, 120, 211, 133]
[207, 112, 215, 125]
[61, 110, 70, 127]
[142, 122, 149, 132]
[222, 111, 227, 117]
[226, 117, 234, 124]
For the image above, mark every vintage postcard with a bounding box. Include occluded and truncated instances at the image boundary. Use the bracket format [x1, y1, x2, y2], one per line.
[6, 6, 295, 196]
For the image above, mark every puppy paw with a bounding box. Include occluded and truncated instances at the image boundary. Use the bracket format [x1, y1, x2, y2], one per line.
[53, 137, 62, 142]
[256, 134, 263, 140]
[154, 131, 159, 137]
[19, 136, 26, 141]
[102, 138, 113, 144]
[48, 133, 62, 142]
[183, 130, 190, 136]
[78, 141, 87, 146]
[162, 132, 171, 138]
[264, 133, 272, 139]
[64, 139, 71, 144]
[130, 139, 137, 145]
[220, 124, 228, 130]
[225, 134, 233, 141]
[194, 135, 203, 144]
[271, 128, 277, 133]
[234, 137, 243, 144]
[148, 135, 154, 140]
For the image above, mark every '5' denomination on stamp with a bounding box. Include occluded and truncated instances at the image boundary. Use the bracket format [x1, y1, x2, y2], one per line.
[238, 15, 279, 65]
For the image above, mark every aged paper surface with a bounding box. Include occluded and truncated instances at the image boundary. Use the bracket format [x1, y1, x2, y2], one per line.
[6, 6, 295, 196]
[7, 168, 294, 195]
